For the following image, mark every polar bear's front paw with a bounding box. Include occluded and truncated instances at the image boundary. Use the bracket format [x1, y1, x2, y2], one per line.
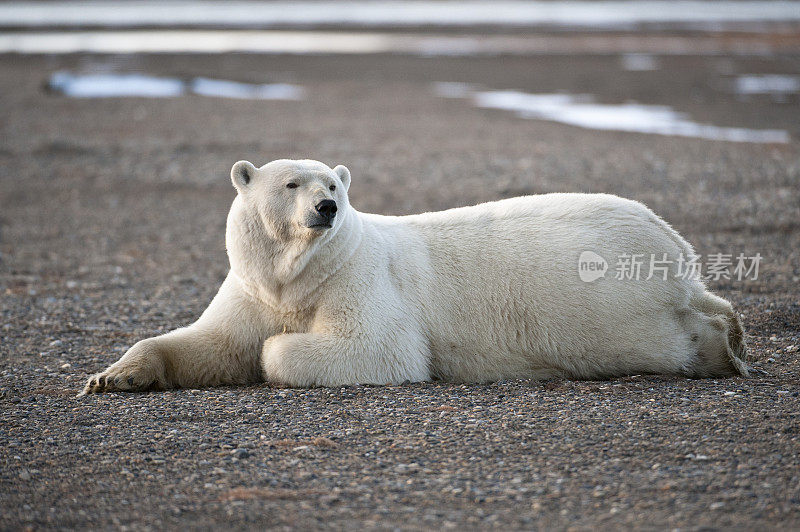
[261, 335, 288, 382]
[80, 340, 167, 395]
[261, 334, 312, 387]
[81, 368, 158, 395]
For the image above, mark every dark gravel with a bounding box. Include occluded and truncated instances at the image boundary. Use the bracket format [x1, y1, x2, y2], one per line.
[1, 40, 799, 530]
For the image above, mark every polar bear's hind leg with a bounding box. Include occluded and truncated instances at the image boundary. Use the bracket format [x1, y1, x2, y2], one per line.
[686, 291, 750, 378]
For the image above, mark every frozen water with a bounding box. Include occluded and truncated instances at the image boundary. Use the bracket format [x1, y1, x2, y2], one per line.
[190, 78, 305, 100]
[0, 30, 793, 56]
[620, 53, 659, 71]
[0, 31, 392, 54]
[48, 72, 184, 98]
[48, 72, 305, 100]
[735, 75, 800, 95]
[2, 1, 799, 28]
[432, 82, 475, 98]
[438, 85, 790, 143]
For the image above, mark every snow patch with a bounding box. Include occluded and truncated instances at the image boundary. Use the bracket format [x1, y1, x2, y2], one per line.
[436, 84, 789, 144]
[2, 1, 800, 29]
[620, 53, 659, 71]
[48, 72, 184, 98]
[735, 75, 800, 95]
[48, 72, 305, 100]
[190, 78, 305, 100]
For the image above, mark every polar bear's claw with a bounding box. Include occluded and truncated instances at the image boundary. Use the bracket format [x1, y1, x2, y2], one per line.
[80, 367, 157, 395]
[80, 338, 169, 395]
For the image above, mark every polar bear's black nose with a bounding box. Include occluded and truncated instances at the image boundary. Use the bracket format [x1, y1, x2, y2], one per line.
[315, 199, 337, 219]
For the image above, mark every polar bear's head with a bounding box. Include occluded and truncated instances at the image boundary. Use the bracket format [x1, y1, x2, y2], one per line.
[226, 159, 355, 287]
[229, 159, 351, 243]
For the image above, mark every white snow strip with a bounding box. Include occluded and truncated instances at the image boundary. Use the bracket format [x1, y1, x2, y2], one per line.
[0, 31, 392, 54]
[735, 75, 800, 95]
[0, 31, 794, 56]
[432, 82, 476, 98]
[48, 72, 184, 97]
[2, 1, 800, 28]
[620, 53, 659, 71]
[190, 78, 305, 100]
[437, 85, 789, 143]
[48, 71, 305, 100]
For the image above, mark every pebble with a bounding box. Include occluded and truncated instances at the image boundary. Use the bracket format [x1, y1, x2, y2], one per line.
[230, 448, 250, 459]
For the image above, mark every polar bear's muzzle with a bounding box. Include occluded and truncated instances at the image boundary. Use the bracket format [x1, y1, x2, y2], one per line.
[307, 199, 337, 229]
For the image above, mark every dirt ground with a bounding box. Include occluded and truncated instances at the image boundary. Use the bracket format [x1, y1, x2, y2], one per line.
[1, 44, 799, 530]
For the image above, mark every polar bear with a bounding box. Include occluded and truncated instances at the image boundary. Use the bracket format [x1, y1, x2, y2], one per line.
[82, 159, 749, 394]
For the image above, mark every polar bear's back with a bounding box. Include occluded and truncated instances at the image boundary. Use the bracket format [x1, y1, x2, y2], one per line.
[402, 193, 692, 278]
[373, 193, 703, 381]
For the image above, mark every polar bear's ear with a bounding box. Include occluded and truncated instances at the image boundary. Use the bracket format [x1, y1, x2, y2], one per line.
[333, 165, 351, 191]
[231, 160, 257, 192]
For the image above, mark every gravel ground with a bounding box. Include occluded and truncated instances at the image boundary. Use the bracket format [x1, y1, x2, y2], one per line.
[1, 43, 799, 530]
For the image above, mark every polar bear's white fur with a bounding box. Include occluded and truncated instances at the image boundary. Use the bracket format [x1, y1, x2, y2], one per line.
[82, 159, 749, 393]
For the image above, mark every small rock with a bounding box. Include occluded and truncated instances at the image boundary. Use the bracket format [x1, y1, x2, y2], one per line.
[394, 463, 420, 474]
[230, 448, 249, 459]
[311, 437, 337, 448]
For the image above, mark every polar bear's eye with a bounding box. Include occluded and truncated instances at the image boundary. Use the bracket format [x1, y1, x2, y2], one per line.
[329, 185, 336, 192]
[286, 183, 298, 189]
